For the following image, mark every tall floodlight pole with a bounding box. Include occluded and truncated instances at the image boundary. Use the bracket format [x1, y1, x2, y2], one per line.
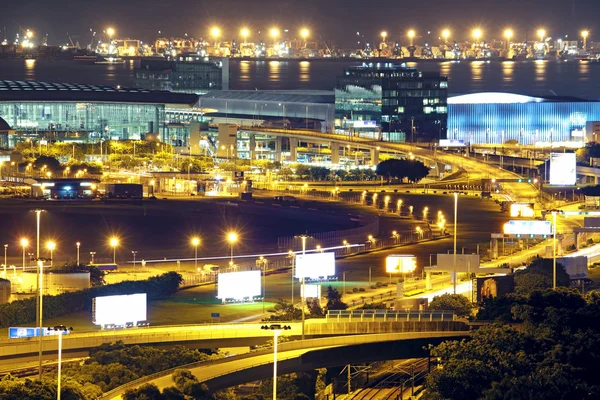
[453, 192, 458, 295]
[76, 242, 80, 265]
[553, 211, 557, 289]
[37, 259, 44, 380]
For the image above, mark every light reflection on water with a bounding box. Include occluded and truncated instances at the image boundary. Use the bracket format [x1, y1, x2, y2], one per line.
[268, 60, 281, 83]
[299, 60, 310, 83]
[3, 58, 600, 99]
[24, 59, 36, 80]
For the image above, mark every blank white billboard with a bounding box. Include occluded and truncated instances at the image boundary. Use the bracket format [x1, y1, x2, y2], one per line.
[549, 153, 576, 186]
[217, 270, 261, 300]
[301, 284, 321, 298]
[295, 252, 335, 279]
[93, 293, 147, 326]
[386, 255, 417, 274]
[503, 220, 552, 235]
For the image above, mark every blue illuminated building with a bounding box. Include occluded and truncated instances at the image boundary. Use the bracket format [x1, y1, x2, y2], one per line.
[448, 93, 600, 145]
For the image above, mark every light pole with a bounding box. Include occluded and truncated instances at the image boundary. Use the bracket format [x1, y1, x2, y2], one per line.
[90, 251, 96, 265]
[132, 251, 138, 278]
[296, 234, 310, 340]
[453, 192, 458, 295]
[3, 244, 7, 274]
[552, 211, 558, 289]
[261, 324, 291, 400]
[110, 237, 119, 264]
[46, 241, 56, 267]
[37, 259, 45, 380]
[20, 238, 28, 271]
[288, 250, 295, 307]
[34, 209, 44, 259]
[227, 232, 238, 264]
[191, 237, 200, 271]
[47, 325, 73, 400]
[407, 29, 415, 46]
[582, 30, 589, 51]
[76, 242, 80, 265]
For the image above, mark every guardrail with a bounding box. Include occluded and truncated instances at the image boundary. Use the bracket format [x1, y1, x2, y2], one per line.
[326, 310, 456, 322]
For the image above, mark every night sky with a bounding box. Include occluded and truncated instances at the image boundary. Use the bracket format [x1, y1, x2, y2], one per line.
[1, 0, 599, 46]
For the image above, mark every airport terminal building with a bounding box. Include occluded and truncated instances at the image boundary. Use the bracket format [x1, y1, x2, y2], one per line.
[0, 80, 199, 146]
[448, 92, 600, 146]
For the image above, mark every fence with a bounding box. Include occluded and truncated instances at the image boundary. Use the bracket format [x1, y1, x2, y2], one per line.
[326, 310, 456, 322]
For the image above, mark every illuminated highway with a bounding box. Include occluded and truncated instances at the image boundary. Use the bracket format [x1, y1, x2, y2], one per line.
[102, 331, 468, 399]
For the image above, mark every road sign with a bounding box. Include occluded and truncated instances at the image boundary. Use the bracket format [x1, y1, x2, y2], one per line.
[210, 313, 220, 318]
[9, 327, 71, 339]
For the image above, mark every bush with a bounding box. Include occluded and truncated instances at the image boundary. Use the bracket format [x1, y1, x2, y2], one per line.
[429, 294, 473, 317]
[0, 272, 182, 328]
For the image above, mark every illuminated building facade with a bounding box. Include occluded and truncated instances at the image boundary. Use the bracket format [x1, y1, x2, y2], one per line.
[335, 63, 448, 142]
[0, 81, 199, 146]
[448, 92, 600, 145]
[134, 57, 229, 94]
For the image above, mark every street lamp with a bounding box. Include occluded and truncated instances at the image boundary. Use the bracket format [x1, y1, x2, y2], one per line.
[270, 28, 280, 43]
[210, 26, 221, 40]
[110, 237, 119, 264]
[381, 31, 388, 43]
[392, 230, 399, 244]
[442, 28, 450, 43]
[47, 325, 73, 400]
[3, 244, 6, 275]
[132, 251, 138, 278]
[504, 28, 513, 51]
[407, 29, 415, 46]
[240, 27, 250, 43]
[76, 242, 80, 266]
[300, 28, 310, 46]
[453, 192, 458, 294]
[537, 28, 546, 43]
[582, 30, 589, 50]
[191, 237, 201, 270]
[46, 241, 56, 266]
[288, 250, 296, 305]
[552, 210, 558, 289]
[20, 238, 29, 271]
[89, 251, 96, 264]
[260, 324, 291, 400]
[472, 28, 482, 43]
[227, 232, 238, 264]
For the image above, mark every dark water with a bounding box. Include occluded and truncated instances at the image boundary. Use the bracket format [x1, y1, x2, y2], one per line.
[1, 58, 600, 99]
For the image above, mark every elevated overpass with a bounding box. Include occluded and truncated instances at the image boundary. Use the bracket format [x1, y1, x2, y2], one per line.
[102, 331, 469, 399]
[0, 318, 465, 366]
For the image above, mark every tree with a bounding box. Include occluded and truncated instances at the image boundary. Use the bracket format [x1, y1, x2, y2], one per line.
[123, 384, 162, 400]
[375, 159, 429, 183]
[514, 257, 570, 294]
[429, 294, 473, 317]
[325, 286, 347, 311]
[425, 289, 600, 399]
[307, 298, 324, 317]
[33, 155, 61, 173]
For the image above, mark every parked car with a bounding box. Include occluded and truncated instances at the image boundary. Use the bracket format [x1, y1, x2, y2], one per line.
[274, 195, 298, 203]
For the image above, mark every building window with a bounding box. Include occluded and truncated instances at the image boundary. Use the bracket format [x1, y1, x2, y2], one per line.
[397, 107, 405, 113]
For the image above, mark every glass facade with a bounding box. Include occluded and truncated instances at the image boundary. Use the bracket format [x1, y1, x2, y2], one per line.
[335, 63, 448, 142]
[0, 101, 164, 144]
[448, 96, 600, 145]
[134, 57, 227, 94]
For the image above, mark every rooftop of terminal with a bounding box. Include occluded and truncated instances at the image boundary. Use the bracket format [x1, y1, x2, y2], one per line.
[0, 80, 199, 105]
[200, 90, 334, 104]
